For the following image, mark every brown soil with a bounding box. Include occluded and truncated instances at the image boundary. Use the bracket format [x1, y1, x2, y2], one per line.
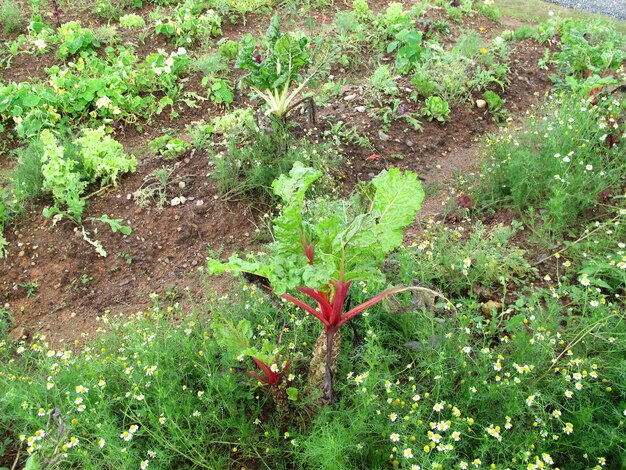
[0, 1, 555, 344]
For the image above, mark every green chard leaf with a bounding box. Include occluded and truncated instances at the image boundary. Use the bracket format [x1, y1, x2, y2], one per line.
[207, 163, 423, 296]
[372, 168, 424, 253]
[272, 162, 321, 251]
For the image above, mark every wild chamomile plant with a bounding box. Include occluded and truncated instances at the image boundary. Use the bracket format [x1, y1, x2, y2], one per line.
[209, 162, 427, 404]
[389, 219, 533, 298]
[328, 286, 626, 470]
[0, 304, 268, 469]
[477, 91, 625, 238]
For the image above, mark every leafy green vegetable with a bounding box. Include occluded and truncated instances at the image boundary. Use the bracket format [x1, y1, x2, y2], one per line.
[40, 130, 87, 222]
[421, 95, 451, 123]
[209, 162, 424, 293]
[235, 15, 334, 118]
[40, 128, 136, 223]
[208, 162, 424, 403]
[148, 135, 191, 159]
[78, 127, 136, 187]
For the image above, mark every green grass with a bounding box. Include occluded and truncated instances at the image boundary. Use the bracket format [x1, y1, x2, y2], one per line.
[492, 0, 626, 34]
[0, 0, 21, 35]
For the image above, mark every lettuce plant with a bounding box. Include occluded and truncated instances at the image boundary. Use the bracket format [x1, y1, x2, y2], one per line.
[209, 162, 424, 404]
[40, 129, 87, 222]
[40, 128, 135, 223]
[77, 127, 136, 186]
[483, 90, 507, 122]
[119, 14, 145, 29]
[148, 134, 190, 159]
[421, 95, 450, 123]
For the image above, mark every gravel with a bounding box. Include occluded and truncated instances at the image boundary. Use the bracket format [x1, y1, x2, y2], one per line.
[545, 0, 626, 20]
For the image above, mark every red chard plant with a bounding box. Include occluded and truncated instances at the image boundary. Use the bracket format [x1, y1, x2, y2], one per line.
[212, 316, 292, 411]
[209, 162, 425, 404]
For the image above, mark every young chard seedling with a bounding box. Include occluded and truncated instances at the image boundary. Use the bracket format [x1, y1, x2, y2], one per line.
[212, 317, 292, 411]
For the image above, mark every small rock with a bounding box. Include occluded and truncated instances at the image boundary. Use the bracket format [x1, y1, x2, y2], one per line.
[355, 106, 366, 113]
[179, 181, 186, 189]
[378, 130, 390, 141]
[481, 300, 502, 316]
[476, 99, 487, 109]
[18, 251, 25, 257]
[344, 93, 357, 101]
[8, 326, 27, 342]
[171, 197, 182, 206]
[406, 140, 414, 147]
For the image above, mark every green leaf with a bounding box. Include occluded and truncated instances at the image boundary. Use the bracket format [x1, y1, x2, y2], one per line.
[213, 317, 253, 354]
[302, 257, 337, 289]
[24, 454, 39, 470]
[334, 213, 372, 252]
[94, 215, 132, 235]
[272, 162, 321, 251]
[22, 94, 41, 108]
[286, 387, 299, 401]
[235, 34, 257, 71]
[372, 168, 424, 253]
[265, 14, 282, 48]
[206, 254, 275, 290]
[272, 162, 321, 207]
